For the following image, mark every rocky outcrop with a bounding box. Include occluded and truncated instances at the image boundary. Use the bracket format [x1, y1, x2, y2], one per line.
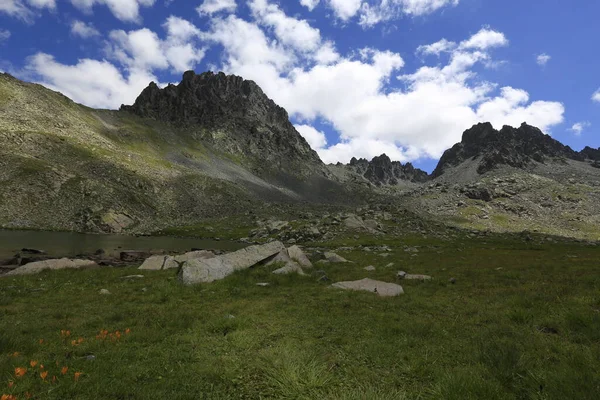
[342, 154, 429, 185]
[179, 241, 285, 285]
[139, 250, 215, 271]
[433, 122, 585, 177]
[120, 71, 322, 176]
[5, 258, 97, 276]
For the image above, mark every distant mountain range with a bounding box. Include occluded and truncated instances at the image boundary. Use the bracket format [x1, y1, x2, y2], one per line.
[1, 71, 598, 239]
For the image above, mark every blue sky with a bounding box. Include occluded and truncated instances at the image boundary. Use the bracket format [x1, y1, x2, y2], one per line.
[1, 0, 599, 172]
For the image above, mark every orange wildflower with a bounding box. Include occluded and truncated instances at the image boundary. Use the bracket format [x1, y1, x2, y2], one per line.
[29, 361, 38, 368]
[125, 328, 131, 335]
[61, 366, 68, 375]
[7, 381, 14, 389]
[60, 330, 71, 337]
[39, 365, 44, 370]
[14, 367, 27, 378]
[115, 331, 122, 339]
[77, 338, 84, 344]
[25, 392, 32, 399]
[39, 339, 45, 344]
[10, 352, 19, 358]
[74, 372, 82, 382]
[40, 371, 48, 380]
[71, 340, 78, 346]
[52, 376, 57, 384]
[2, 394, 17, 400]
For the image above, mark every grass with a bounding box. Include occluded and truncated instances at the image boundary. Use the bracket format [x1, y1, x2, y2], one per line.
[1, 232, 599, 399]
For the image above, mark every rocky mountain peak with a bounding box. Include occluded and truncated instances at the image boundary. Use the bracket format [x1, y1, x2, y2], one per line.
[343, 153, 429, 185]
[120, 70, 322, 173]
[432, 122, 585, 177]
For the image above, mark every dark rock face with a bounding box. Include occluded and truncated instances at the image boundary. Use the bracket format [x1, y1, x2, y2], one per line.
[433, 122, 585, 177]
[346, 154, 429, 185]
[120, 71, 322, 174]
[581, 146, 600, 161]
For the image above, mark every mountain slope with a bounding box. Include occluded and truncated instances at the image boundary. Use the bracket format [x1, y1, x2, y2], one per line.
[0, 72, 357, 233]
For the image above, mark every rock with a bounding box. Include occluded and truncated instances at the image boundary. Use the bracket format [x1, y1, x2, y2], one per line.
[5, 258, 98, 276]
[332, 278, 404, 297]
[139, 255, 168, 271]
[272, 261, 305, 275]
[94, 249, 106, 256]
[397, 271, 407, 279]
[404, 274, 432, 280]
[267, 220, 289, 233]
[364, 265, 376, 271]
[21, 248, 46, 254]
[99, 289, 111, 295]
[324, 252, 350, 263]
[256, 282, 270, 287]
[385, 263, 395, 268]
[287, 245, 313, 269]
[101, 211, 135, 233]
[121, 275, 144, 279]
[179, 241, 285, 285]
[344, 154, 429, 185]
[363, 220, 379, 231]
[449, 277, 456, 284]
[343, 215, 365, 229]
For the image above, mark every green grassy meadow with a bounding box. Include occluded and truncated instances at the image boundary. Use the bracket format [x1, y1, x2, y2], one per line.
[1, 233, 599, 399]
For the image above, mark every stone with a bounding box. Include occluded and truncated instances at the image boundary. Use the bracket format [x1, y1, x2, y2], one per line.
[272, 261, 305, 275]
[404, 274, 432, 281]
[363, 219, 379, 231]
[364, 265, 376, 271]
[267, 220, 289, 233]
[343, 215, 365, 229]
[99, 289, 111, 295]
[120, 251, 152, 262]
[101, 211, 135, 233]
[287, 245, 313, 269]
[139, 255, 168, 271]
[397, 271, 407, 279]
[449, 277, 456, 284]
[256, 282, 270, 287]
[324, 252, 350, 263]
[332, 278, 404, 297]
[5, 258, 98, 276]
[179, 241, 285, 285]
[121, 275, 145, 279]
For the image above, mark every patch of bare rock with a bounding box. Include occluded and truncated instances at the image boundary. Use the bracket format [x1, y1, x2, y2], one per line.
[332, 278, 404, 297]
[5, 258, 98, 276]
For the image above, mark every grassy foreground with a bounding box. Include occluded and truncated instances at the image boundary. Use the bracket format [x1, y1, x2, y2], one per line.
[1, 233, 600, 399]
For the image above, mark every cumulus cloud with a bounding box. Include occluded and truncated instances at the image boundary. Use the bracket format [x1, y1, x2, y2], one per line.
[70, 0, 156, 22]
[592, 89, 600, 103]
[569, 121, 590, 136]
[197, 0, 236, 15]
[23, 5, 564, 165]
[71, 20, 100, 38]
[0, 0, 54, 21]
[295, 124, 328, 149]
[300, 0, 320, 11]
[536, 53, 550, 66]
[25, 53, 157, 109]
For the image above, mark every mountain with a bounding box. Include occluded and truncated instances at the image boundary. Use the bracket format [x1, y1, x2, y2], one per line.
[432, 122, 586, 177]
[333, 154, 429, 186]
[0, 71, 355, 233]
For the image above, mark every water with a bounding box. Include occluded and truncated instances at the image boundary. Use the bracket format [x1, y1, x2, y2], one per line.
[0, 230, 244, 260]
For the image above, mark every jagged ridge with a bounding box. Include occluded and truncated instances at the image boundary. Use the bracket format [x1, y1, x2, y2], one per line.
[432, 122, 590, 177]
[120, 71, 322, 175]
[342, 154, 429, 185]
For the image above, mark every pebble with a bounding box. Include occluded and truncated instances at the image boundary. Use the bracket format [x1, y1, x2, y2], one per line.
[99, 289, 111, 295]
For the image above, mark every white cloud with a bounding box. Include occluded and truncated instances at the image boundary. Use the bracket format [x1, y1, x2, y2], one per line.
[197, 0, 236, 15]
[359, 0, 460, 27]
[592, 89, 600, 103]
[458, 28, 508, 50]
[569, 121, 590, 136]
[295, 124, 328, 149]
[71, 20, 100, 38]
[300, 0, 320, 11]
[0, 29, 10, 42]
[106, 17, 205, 73]
[416, 38, 456, 57]
[70, 0, 156, 22]
[25, 53, 157, 109]
[27, 0, 55, 8]
[249, 0, 322, 53]
[536, 53, 550, 66]
[329, 0, 362, 20]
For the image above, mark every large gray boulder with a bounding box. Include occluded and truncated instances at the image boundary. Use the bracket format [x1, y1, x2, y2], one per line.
[324, 252, 350, 263]
[5, 258, 97, 276]
[180, 241, 285, 285]
[287, 245, 313, 269]
[140, 250, 215, 270]
[332, 278, 404, 297]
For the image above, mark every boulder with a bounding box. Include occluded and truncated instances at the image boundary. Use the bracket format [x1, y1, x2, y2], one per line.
[272, 261, 305, 275]
[364, 265, 376, 271]
[324, 252, 350, 263]
[343, 215, 365, 229]
[139, 250, 215, 270]
[179, 241, 285, 285]
[402, 273, 432, 280]
[332, 278, 404, 297]
[5, 258, 97, 276]
[287, 245, 313, 269]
